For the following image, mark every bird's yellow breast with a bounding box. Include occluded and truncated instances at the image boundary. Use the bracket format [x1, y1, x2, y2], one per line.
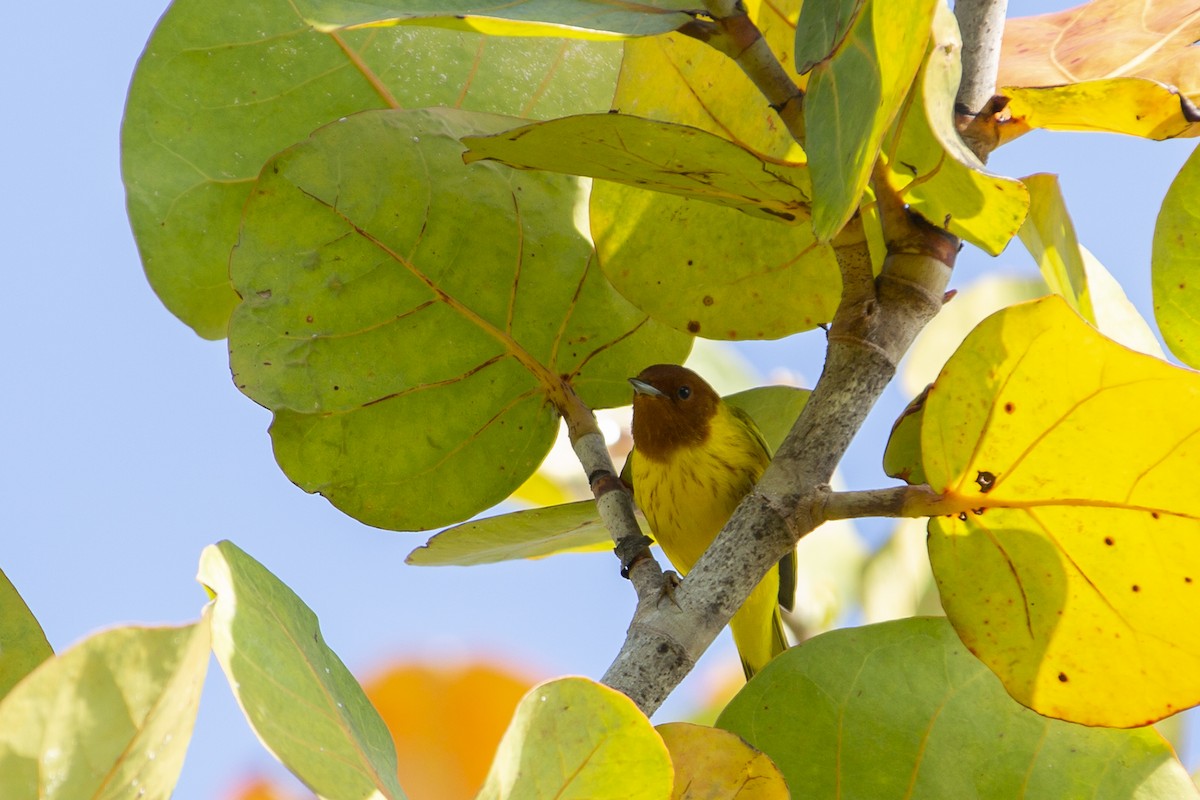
[630, 404, 769, 572]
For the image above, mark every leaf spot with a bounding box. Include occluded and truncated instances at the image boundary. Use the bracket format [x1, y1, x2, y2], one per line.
[687, 321, 701, 333]
[1058, 672, 1069, 682]
[1132, 584, 1141, 592]
[1004, 402, 1015, 414]
[1104, 536, 1114, 546]
[975, 471, 996, 493]
[702, 295, 714, 306]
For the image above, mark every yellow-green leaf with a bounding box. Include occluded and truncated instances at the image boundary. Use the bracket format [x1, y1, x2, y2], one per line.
[230, 108, 688, 531]
[295, 0, 697, 39]
[657, 722, 787, 800]
[123, 0, 620, 338]
[408, 386, 808, 566]
[199, 541, 406, 800]
[1018, 173, 1094, 320]
[1003, 79, 1200, 142]
[408, 500, 627, 566]
[476, 676, 671, 800]
[717, 618, 1197, 798]
[0, 620, 210, 800]
[793, 0, 865, 75]
[923, 295, 1200, 727]
[804, 0, 938, 239]
[886, 4, 1029, 255]
[591, 182, 840, 339]
[0, 568, 52, 701]
[1021, 174, 1166, 357]
[1153, 142, 1200, 368]
[463, 114, 812, 223]
[614, 0, 806, 162]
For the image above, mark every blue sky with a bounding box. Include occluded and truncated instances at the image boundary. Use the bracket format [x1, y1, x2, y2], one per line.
[4, 1, 1196, 798]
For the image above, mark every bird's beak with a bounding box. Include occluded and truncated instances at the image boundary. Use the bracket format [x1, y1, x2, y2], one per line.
[629, 377, 665, 397]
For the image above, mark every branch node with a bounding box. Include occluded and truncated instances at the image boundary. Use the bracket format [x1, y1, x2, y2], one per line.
[616, 535, 655, 578]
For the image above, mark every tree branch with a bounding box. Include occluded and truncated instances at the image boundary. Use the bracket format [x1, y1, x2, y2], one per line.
[954, 0, 1011, 162]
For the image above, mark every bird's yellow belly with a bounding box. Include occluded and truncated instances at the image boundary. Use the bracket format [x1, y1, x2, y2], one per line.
[631, 445, 759, 573]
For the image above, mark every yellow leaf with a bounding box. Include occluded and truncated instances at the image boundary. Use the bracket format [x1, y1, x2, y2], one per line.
[656, 722, 788, 799]
[476, 677, 672, 800]
[1003, 79, 1200, 142]
[923, 295, 1200, 727]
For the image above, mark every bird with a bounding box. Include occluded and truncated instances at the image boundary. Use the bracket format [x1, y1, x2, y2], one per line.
[626, 364, 795, 679]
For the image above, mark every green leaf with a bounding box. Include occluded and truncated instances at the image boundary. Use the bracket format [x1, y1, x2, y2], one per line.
[1153, 142, 1200, 368]
[591, 181, 840, 339]
[804, 0, 938, 239]
[199, 541, 406, 799]
[463, 114, 813, 223]
[122, 0, 620, 338]
[0, 620, 210, 800]
[923, 295, 1200, 727]
[476, 676, 672, 800]
[722, 385, 810, 454]
[0, 568, 52, 701]
[717, 618, 1197, 798]
[230, 108, 689, 531]
[407, 385, 807, 566]
[794, 0, 866, 75]
[886, 4, 1029, 256]
[294, 0, 697, 38]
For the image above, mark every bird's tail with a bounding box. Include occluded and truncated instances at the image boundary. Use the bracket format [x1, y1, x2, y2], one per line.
[731, 573, 790, 680]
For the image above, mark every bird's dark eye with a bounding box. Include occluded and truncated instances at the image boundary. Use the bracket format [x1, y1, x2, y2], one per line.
[677, 386, 691, 400]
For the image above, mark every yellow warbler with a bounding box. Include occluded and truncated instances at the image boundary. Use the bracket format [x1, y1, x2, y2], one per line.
[627, 364, 795, 678]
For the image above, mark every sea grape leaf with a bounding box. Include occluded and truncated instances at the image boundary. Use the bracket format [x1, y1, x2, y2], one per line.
[793, 0, 865, 75]
[476, 676, 672, 800]
[589, 0, 840, 339]
[294, 0, 697, 38]
[0, 568, 52, 702]
[407, 500, 631, 566]
[999, 0, 1200, 104]
[199, 541, 406, 800]
[462, 114, 813, 223]
[0, 620, 210, 800]
[591, 182, 840, 340]
[229, 108, 689, 531]
[717, 618, 1198, 798]
[614, 0, 807, 162]
[406, 386, 808, 566]
[804, 0, 938, 239]
[1002, 79, 1200, 143]
[1153, 142, 1200, 368]
[923, 295, 1200, 727]
[122, 0, 620, 339]
[885, 4, 1029, 255]
[657, 722, 788, 800]
[1018, 173, 1095, 321]
[882, 386, 927, 485]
